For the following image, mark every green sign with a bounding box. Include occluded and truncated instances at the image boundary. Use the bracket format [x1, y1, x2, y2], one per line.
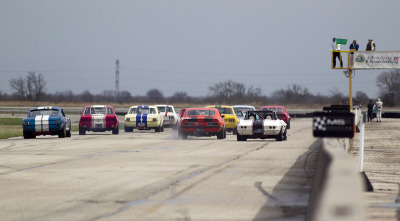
[336, 38, 347, 45]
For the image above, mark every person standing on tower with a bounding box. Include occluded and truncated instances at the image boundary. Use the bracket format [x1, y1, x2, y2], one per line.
[366, 38, 376, 51]
[349, 40, 359, 66]
[332, 37, 343, 68]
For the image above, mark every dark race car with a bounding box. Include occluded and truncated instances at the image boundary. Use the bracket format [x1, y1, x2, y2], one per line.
[79, 105, 119, 135]
[22, 106, 71, 139]
[178, 108, 226, 139]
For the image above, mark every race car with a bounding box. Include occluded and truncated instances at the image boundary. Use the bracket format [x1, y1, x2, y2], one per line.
[178, 108, 226, 139]
[205, 105, 239, 134]
[22, 106, 71, 139]
[236, 110, 287, 141]
[155, 105, 179, 128]
[79, 105, 119, 135]
[260, 106, 291, 129]
[124, 105, 164, 132]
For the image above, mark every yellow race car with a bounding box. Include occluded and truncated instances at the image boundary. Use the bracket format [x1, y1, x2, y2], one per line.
[124, 105, 164, 132]
[205, 105, 239, 134]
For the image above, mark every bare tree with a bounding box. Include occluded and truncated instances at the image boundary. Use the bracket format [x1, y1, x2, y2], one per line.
[9, 76, 26, 100]
[376, 70, 400, 106]
[169, 91, 190, 103]
[26, 72, 46, 101]
[146, 89, 164, 102]
[329, 87, 346, 104]
[9, 72, 46, 101]
[208, 80, 246, 103]
[355, 91, 369, 106]
[80, 90, 94, 102]
[271, 84, 311, 104]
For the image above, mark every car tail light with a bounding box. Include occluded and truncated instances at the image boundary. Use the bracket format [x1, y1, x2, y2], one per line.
[152, 118, 157, 121]
[54, 120, 60, 125]
[182, 122, 194, 126]
[207, 122, 218, 126]
[24, 121, 29, 125]
[240, 126, 247, 129]
[126, 118, 130, 121]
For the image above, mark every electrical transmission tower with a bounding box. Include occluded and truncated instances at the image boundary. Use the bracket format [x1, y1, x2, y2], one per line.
[115, 59, 119, 96]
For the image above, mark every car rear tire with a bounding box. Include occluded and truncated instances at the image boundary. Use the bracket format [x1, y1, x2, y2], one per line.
[124, 126, 133, 132]
[79, 125, 86, 135]
[112, 124, 119, 135]
[276, 128, 284, 141]
[287, 119, 291, 129]
[233, 127, 238, 135]
[58, 126, 66, 138]
[283, 128, 287, 140]
[217, 127, 225, 139]
[23, 130, 35, 139]
[66, 128, 71, 137]
[237, 134, 247, 141]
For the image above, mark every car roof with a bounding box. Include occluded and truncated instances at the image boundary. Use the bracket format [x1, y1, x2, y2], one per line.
[29, 106, 61, 111]
[206, 105, 233, 109]
[260, 106, 285, 109]
[85, 105, 113, 108]
[231, 105, 256, 109]
[154, 105, 174, 107]
[129, 105, 157, 108]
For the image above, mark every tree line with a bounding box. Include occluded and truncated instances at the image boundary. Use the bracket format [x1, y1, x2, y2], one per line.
[2, 70, 400, 106]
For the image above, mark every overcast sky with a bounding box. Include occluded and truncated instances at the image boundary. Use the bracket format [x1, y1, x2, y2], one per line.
[1, 0, 399, 98]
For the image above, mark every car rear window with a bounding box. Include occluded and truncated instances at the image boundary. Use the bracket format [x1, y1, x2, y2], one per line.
[234, 110, 243, 117]
[215, 107, 233, 114]
[186, 109, 216, 116]
[84, 107, 113, 114]
[261, 107, 283, 113]
[129, 108, 156, 114]
[29, 109, 59, 116]
[157, 106, 173, 112]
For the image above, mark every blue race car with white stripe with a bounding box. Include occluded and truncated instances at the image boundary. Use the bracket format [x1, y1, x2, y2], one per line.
[22, 106, 71, 139]
[124, 105, 164, 132]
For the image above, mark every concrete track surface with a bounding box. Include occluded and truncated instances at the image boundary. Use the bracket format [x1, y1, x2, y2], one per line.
[0, 118, 319, 221]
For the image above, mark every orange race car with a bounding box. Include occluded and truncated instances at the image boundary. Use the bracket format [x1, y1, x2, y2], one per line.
[178, 108, 226, 139]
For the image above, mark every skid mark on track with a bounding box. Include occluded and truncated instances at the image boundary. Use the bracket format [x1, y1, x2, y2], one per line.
[90, 142, 269, 220]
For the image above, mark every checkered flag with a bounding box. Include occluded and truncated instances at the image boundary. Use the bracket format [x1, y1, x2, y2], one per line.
[313, 116, 327, 131]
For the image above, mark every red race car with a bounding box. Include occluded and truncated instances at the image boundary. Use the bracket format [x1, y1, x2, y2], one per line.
[79, 105, 119, 135]
[178, 108, 226, 139]
[260, 106, 291, 129]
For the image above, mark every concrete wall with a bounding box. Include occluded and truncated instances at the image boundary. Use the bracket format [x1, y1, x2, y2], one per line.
[306, 138, 365, 221]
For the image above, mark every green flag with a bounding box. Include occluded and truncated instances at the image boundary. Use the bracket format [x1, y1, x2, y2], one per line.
[336, 38, 347, 45]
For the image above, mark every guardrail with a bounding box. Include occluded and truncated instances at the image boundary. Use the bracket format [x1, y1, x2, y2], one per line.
[306, 138, 365, 221]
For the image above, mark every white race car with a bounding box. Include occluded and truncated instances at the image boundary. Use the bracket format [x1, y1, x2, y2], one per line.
[236, 111, 287, 141]
[155, 105, 179, 128]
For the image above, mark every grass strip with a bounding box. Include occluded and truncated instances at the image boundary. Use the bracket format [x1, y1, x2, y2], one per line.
[0, 118, 23, 139]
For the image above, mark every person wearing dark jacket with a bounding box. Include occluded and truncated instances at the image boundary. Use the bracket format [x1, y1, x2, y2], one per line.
[366, 39, 376, 51]
[367, 100, 374, 122]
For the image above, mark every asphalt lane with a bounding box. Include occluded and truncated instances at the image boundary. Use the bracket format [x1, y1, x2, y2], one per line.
[0, 118, 318, 221]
